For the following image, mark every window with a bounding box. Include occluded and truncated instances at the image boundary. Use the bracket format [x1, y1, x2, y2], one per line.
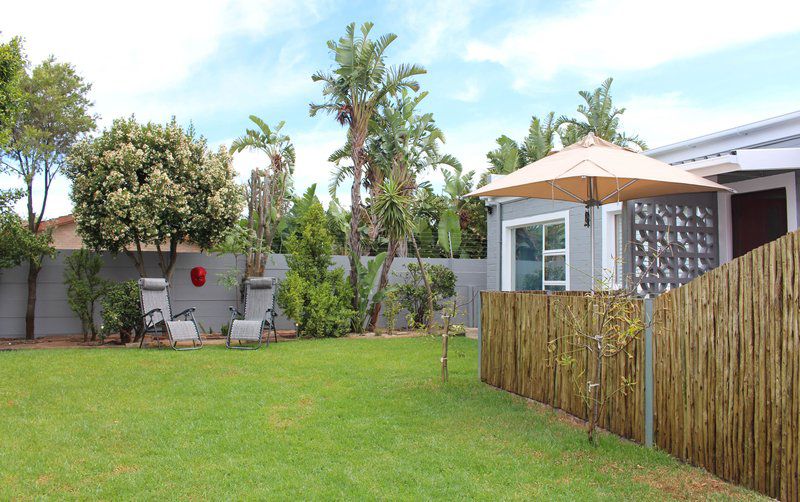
[602, 203, 624, 289]
[513, 220, 567, 291]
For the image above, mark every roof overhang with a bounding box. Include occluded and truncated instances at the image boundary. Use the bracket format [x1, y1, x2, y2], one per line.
[678, 148, 800, 177]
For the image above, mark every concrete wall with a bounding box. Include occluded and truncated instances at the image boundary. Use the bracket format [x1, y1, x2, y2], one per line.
[0, 252, 486, 338]
[485, 198, 601, 291]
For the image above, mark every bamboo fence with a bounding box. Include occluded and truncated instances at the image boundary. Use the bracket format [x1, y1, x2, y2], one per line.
[654, 231, 800, 501]
[480, 290, 646, 443]
[480, 229, 800, 500]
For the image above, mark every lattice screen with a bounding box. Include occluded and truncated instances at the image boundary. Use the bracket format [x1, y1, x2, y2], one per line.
[626, 194, 718, 296]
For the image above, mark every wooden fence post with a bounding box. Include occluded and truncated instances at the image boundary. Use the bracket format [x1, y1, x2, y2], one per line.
[644, 297, 654, 448]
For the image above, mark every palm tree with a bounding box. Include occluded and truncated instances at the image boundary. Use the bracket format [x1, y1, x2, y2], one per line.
[365, 91, 460, 330]
[555, 77, 647, 149]
[310, 22, 426, 316]
[372, 174, 434, 331]
[230, 115, 295, 276]
[481, 113, 557, 186]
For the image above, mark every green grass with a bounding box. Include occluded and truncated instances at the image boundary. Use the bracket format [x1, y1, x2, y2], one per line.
[0, 337, 761, 500]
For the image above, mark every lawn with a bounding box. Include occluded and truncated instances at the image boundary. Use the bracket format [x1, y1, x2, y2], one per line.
[0, 337, 760, 500]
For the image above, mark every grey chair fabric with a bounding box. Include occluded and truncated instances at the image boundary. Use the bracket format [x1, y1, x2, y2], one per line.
[138, 278, 202, 350]
[227, 277, 277, 349]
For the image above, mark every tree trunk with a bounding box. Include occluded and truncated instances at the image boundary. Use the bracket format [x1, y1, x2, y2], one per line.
[348, 130, 365, 315]
[410, 233, 434, 333]
[588, 343, 603, 445]
[25, 259, 41, 340]
[367, 239, 399, 330]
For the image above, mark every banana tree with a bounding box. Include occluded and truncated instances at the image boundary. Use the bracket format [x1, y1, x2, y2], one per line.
[310, 22, 426, 321]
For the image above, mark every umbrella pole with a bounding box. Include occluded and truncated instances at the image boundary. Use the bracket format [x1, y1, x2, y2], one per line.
[590, 205, 595, 291]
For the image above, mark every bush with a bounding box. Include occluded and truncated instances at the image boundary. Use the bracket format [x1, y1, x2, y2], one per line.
[64, 249, 108, 342]
[276, 202, 354, 337]
[396, 263, 456, 326]
[382, 288, 401, 334]
[101, 280, 140, 344]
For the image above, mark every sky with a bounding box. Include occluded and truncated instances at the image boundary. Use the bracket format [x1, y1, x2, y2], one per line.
[2, 0, 800, 219]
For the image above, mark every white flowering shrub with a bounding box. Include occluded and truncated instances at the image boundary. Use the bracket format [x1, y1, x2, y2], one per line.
[66, 117, 244, 277]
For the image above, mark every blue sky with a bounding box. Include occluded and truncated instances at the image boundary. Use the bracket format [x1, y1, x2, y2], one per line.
[3, 0, 800, 219]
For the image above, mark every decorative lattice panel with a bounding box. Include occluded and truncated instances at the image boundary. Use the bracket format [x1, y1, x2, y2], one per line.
[628, 197, 717, 296]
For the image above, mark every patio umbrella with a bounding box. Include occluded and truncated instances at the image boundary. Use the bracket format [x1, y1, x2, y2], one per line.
[467, 133, 733, 287]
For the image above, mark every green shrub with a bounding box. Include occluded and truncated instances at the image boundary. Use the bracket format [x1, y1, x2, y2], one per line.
[64, 249, 108, 342]
[101, 280, 140, 344]
[276, 202, 354, 337]
[382, 288, 401, 334]
[396, 263, 456, 326]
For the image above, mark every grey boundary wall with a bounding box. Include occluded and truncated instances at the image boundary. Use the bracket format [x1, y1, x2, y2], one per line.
[0, 251, 486, 338]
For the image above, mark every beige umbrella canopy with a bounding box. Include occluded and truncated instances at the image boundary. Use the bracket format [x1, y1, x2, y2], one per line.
[468, 133, 733, 287]
[468, 133, 730, 203]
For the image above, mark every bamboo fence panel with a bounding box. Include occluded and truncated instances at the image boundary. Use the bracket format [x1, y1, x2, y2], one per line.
[480, 290, 646, 443]
[654, 231, 800, 501]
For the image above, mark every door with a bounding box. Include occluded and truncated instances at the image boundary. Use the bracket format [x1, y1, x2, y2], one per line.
[731, 187, 787, 259]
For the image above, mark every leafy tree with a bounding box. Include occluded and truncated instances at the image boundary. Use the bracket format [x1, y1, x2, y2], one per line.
[310, 21, 426, 316]
[442, 164, 486, 258]
[0, 36, 24, 146]
[556, 78, 646, 149]
[0, 55, 96, 339]
[230, 116, 295, 277]
[64, 249, 108, 342]
[67, 117, 244, 280]
[276, 201, 354, 337]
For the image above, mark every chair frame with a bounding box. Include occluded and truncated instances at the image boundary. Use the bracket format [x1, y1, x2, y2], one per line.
[138, 280, 203, 351]
[226, 279, 278, 350]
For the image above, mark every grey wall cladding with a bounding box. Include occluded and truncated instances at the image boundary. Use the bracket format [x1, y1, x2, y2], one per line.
[0, 252, 486, 338]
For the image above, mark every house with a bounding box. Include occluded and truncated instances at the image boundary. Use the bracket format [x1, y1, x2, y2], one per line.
[483, 111, 800, 295]
[39, 214, 202, 252]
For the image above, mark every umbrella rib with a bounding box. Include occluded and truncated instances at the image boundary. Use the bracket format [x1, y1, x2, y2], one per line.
[600, 179, 639, 203]
[547, 181, 586, 203]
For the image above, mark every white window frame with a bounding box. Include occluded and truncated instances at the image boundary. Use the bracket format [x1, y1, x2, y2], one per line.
[501, 210, 570, 291]
[717, 172, 798, 264]
[601, 202, 623, 289]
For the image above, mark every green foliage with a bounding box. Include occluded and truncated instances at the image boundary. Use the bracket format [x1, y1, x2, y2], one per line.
[483, 113, 556, 185]
[276, 201, 354, 337]
[67, 117, 244, 277]
[396, 263, 456, 326]
[353, 252, 386, 332]
[0, 189, 53, 270]
[101, 280, 140, 344]
[381, 288, 401, 334]
[0, 36, 24, 146]
[64, 249, 108, 341]
[556, 78, 646, 149]
[437, 209, 461, 257]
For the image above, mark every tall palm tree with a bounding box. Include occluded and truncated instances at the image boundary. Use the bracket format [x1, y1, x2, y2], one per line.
[555, 77, 647, 149]
[230, 115, 295, 276]
[310, 21, 426, 314]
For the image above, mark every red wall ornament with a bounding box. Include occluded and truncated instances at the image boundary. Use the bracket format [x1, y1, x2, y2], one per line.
[190, 266, 207, 287]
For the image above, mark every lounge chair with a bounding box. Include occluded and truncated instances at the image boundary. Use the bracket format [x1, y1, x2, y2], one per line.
[138, 278, 203, 350]
[227, 277, 278, 349]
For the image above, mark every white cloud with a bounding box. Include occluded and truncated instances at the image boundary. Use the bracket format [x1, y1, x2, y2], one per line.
[466, 0, 800, 89]
[3, 0, 329, 124]
[390, 0, 480, 64]
[452, 79, 481, 102]
[621, 92, 800, 148]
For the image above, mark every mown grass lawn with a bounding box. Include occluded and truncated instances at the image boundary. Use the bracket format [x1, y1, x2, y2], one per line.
[0, 336, 760, 500]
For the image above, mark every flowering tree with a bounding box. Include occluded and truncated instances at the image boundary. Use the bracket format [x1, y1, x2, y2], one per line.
[67, 117, 244, 280]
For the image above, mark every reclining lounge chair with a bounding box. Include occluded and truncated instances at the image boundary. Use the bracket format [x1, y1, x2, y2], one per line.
[227, 277, 278, 350]
[138, 278, 203, 350]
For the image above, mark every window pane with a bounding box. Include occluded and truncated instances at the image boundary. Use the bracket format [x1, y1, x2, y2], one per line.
[515, 225, 542, 290]
[545, 284, 566, 292]
[545, 222, 566, 250]
[544, 254, 566, 281]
